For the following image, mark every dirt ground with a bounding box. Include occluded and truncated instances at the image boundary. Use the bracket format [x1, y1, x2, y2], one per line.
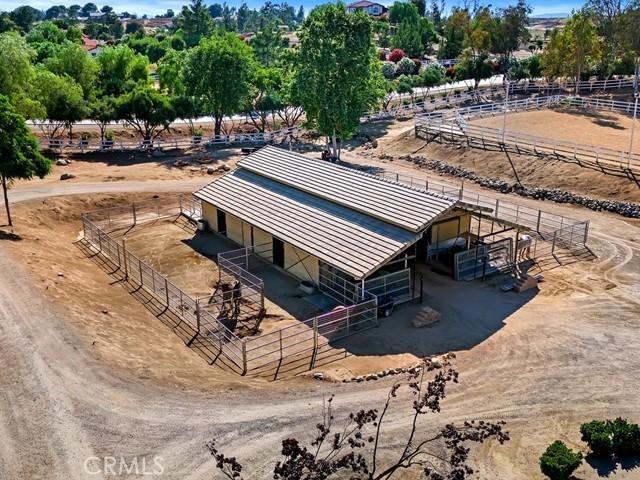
[1, 121, 640, 479]
[350, 118, 640, 204]
[473, 107, 640, 152]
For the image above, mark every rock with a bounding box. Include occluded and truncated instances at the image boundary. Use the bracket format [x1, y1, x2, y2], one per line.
[365, 374, 378, 381]
[411, 307, 441, 328]
[355, 376, 364, 383]
[220, 164, 231, 172]
[313, 372, 324, 380]
[430, 357, 443, 368]
[206, 167, 215, 175]
[56, 159, 69, 166]
[60, 173, 76, 180]
[101, 309, 109, 314]
[152, 149, 165, 157]
[57, 272, 64, 277]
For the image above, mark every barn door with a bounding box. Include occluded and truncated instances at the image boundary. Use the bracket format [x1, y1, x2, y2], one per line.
[272, 238, 285, 268]
[217, 209, 227, 234]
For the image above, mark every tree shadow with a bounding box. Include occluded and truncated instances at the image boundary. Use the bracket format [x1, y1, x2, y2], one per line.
[585, 453, 640, 477]
[0, 230, 22, 241]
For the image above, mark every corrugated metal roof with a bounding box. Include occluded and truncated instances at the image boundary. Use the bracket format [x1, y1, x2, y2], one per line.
[193, 168, 418, 280]
[237, 146, 456, 232]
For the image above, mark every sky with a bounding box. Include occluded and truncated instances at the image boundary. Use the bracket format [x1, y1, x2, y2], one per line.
[2, 0, 578, 18]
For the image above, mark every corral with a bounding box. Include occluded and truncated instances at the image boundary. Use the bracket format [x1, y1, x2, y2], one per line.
[415, 95, 640, 175]
[79, 146, 592, 379]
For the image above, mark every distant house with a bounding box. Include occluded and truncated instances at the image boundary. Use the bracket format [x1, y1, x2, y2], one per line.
[347, 1, 388, 16]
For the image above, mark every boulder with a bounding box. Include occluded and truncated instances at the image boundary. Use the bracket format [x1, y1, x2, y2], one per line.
[411, 307, 441, 328]
[206, 167, 215, 175]
[60, 173, 76, 180]
[313, 372, 324, 380]
[56, 159, 69, 166]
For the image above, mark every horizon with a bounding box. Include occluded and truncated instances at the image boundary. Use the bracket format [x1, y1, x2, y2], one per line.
[2, 0, 578, 18]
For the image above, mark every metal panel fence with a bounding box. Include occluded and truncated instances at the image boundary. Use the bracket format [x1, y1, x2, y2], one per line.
[82, 207, 382, 378]
[375, 171, 590, 248]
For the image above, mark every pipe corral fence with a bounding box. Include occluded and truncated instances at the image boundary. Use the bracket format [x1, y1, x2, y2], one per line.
[414, 95, 640, 174]
[80, 196, 379, 378]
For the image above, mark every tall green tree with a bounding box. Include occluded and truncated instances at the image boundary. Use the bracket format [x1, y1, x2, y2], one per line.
[439, 8, 470, 59]
[116, 86, 176, 141]
[0, 95, 51, 227]
[178, 0, 214, 47]
[0, 33, 36, 106]
[184, 32, 255, 135]
[251, 22, 283, 66]
[45, 43, 98, 100]
[295, 3, 384, 158]
[493, 0, 531, 58]
[95, 45, 150, 96]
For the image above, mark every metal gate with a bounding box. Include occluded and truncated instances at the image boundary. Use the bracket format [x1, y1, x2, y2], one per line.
[454, 238, 513, 281]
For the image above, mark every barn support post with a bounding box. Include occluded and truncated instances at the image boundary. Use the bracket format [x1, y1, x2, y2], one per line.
[311, 316, 318, 369]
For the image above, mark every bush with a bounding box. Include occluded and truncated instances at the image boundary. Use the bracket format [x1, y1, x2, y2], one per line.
[396, 57, 416, 75]
[609, 418, 640, 457]
[386, 48, 405, 63]
[580, 421, 612, 457]
[539, 441, 583, 480]
[381, 61, 396, 79]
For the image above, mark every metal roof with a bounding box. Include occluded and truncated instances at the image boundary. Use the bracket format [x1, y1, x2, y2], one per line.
[194, 168, 419, 280]
[237, 146, 456, 232]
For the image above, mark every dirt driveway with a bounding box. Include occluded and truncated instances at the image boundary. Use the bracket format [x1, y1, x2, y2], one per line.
[1, 166, 640, 479]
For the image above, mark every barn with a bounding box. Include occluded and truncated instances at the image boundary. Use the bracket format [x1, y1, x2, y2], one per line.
[194, 146, 511, 305]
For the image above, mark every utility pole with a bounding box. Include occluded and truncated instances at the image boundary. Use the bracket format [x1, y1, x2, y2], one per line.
[629, 63, 640, 166]
[502, 79, 510, 144]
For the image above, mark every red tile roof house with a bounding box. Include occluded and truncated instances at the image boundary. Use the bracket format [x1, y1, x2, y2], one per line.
[347, 1, 388, 16]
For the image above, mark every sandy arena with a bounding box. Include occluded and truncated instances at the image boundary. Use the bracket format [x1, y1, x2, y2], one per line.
[1, 119, 640, 479]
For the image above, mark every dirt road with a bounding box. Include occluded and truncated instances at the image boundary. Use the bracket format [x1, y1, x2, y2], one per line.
[1, 168, 639, 479]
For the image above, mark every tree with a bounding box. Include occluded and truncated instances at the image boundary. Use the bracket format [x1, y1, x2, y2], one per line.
[247, 66, 283, 132]
[455, 51, 494, 91]
[542, 12, 600, 91]
[412, 0, 427, 16]
[96, 45, 150, 96]
[101, 5, 113, 14]
[208, 3, 223, 18]
[208, 362, 509, 479]
[439, 8, 469, 59]
[251, 22, 283, 66]
[184, 32, 255, 136]
[295, 3, 384, 158]
[463, 6, 494, 55]
[539, 441, 583, 480]
[9, 6, 43, 32]
[45, 5, 68, 20]
[178, 0, 214, 47]
[33, 70, 88, 141]
[117, 86, 176, 140]
[0, 95, 51, 227]
[0, 33, 36, 105]
[90, 95, 118, 141]
[493, 0, 531, 58]
[81, 3, 98, 17]
[45, 44, 98, 100]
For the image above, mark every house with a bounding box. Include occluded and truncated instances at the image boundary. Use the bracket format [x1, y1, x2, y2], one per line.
[347, 0, 388, 16]
[194, 147, 518, 304]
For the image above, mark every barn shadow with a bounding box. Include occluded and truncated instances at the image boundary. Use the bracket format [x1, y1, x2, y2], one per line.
[330, 266, 537, 359]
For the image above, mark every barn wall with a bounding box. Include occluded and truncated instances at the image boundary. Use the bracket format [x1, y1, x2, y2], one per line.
[284, 243, 319, 284]
[431, 212, 471, 244]
[253, 227, 273, 259]
[201, 202, 218, 231]
[226, 213, 243, 244]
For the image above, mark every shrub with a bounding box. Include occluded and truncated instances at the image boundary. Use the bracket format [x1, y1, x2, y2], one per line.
[395, 75, 413, 95]
[539, 441, 583, 480]
[580, 420, 612, 457]
[104, 130, 114, 141]
[609, 418, 640, 457]
[386, 48, 405, 63]
[396, 57, 416, 75]
[381, 61, 396, 79]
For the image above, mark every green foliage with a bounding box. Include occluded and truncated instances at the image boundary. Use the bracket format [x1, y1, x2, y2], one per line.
[0, 94, 51, 225]
[294, 3, 384, 156]
[580, 420, 613, 457]
[419, 63, 445, 87]
[609, 418, 640, 457]
[381, 61, 396, 79]
[539, 441, 583, 480]
[177, 0, 214, 47]
[0, 32, 36, 103]
[184, 31, 255, 135]
[455, 52, 494, 89]
[96, 45, 150, 96]
[44, 43, 98, 100]
[33, 70, 87, 124]
[116, 85, 176, 140]
[251, 23, 283, 66]
[439, 8, 469, 59]
[396, 56, 416, 75]
[389, 1, 430, 57]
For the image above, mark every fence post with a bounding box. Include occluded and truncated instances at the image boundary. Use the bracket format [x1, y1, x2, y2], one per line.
[495, 199, 500, 217]
[536, 210, 542, 232]
[132, 203, 137, 225]
[311, 316, 318, 369]
[139, 259, 143, 285]
[242, 341, 247, 376]
[583, 221, 590, 244]
[179, 194, 183, 215]
[98, 231, 103, 253]
[164, 278, 170, 306]
[122, 239, 128, 279]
